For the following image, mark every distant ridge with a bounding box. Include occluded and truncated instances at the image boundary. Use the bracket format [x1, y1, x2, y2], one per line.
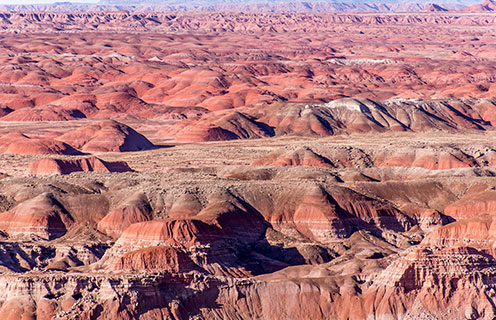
[421, 3, 448, 11]
[0, 0, 479, 13]
[464, 0, 496, 11]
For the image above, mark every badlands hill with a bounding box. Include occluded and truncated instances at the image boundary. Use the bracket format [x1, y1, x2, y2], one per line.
[0, 7, 494, 320]
[57, 120, 155, 152]
[421, 3, 448, 11]
[0, 11, 496, 33]
[464, 0, 496, 10]
[0, 130, 494, 319]
[0, 12, 495, 144]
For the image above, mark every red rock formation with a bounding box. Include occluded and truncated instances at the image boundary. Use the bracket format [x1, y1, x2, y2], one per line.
[292, 186, 350, 241]
[57, 120, 154, 152]
[374, 147, 477, 170]
[0, 299, 37, 320]
[167, 110, 274, 142]
[1, 133, 82, 156]
[0, 12, 495, 34]
[97, 193, 151, 238]
[110, 246, 198, 273]
[168, 193, 203, 218]
[98, 194, 269, 277]
[255, 104, 340, 136]
[0, 9, 495, 320]
[477, 101, 496, 126]
[0, 193, 73, 240]
[168, 98, 494, 141]
[113, 197, 264, 250]
[0, 19, 495, 143]
[0, 107, 13, 117]
[252, 147, 334, 168]
[444, 185, 496, 220]
[174, 123, 239, 142]
[0, 132, 29, 151]
[28, 156, 132, 176]
[115, 219, 215, 249]
[323, 98, 408, 133]
[0, 105, 86, 121]
[423, 216, 495, 247]
[367, 245, 496, 320]
[264, 185, 412, 243]
[208, 111, 273, 139]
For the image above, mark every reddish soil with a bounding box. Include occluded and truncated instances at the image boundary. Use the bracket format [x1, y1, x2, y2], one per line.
[0, 9, 494, 320]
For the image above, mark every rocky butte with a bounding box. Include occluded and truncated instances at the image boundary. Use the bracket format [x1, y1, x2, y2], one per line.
[0, 2, 494, 320]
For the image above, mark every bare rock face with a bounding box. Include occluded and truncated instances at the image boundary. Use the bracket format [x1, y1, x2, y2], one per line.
[443, 184, 496, 220]
[323, 98, 409, 133]
[98, 193, 271, 277]
[167, 193, 203, 218]
[0, 132, 82, 156]
[171, 111, 274, 142]
[366, 245, 496, 320]
[57, 120, 155, 152]
[214, 111, 274, 139]
[373, 147, 478, 170]
[174, 123, 240, 142]
[0, 298, 38, 320]
[97, 193, 152, 238]
[423, 216, 496, 247]
[366, 198, 496, 319]
[254, 184, 414, 245]
[253, 145, 493, 171]
[0, 159, 491, 319]
[292, 186, 352, 241]
[256, 104, 340, 137]
[28, 156, 133, 176]
[170, 97, 496, 141]
[0, 132, 29, 153]
[100, 219, 221, 274]
[252, 147, 334, 168]
[112, 195, 266, 251]
[0, 193, 73, 240]
[116, 219, 211, 248]
[0, 105, 86, 121]
[110, 246, 198, 273]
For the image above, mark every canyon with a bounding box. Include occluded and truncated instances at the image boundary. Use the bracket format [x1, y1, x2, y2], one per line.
[0, 7, 494, 320]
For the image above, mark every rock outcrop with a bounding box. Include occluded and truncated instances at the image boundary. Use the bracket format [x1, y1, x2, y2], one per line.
[57, 120, 155, 152]
[0, 133, 82, 156]
[97, 193, 151, 238]
[373, 147, 478, 170]
[0, 105, 86, 121]
[0, 193, 73, 240]
[444, 185, 496, 220]
[28, 156, 133, 176]
[252, 147, 334, 168]
[110, 245, 198, 273]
